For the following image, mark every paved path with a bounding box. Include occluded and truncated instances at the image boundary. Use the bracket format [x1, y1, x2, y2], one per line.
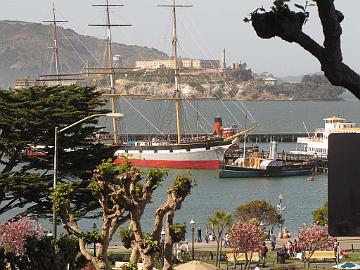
[107, 237, 360, 253]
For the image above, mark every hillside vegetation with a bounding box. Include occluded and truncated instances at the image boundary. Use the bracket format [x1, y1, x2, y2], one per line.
[0, 20, 167, 87]
[114, 69, 345, 100]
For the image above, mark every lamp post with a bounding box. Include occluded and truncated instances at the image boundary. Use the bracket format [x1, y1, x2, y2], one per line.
[161, 228, 165, 267]
[93, 223, 97, 256]
[190, 218, 196, 261]
[277, 194, 285, 239]
[52, 112, 124, 239]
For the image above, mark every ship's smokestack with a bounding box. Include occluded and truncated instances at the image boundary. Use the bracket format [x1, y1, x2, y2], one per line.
[269, 141, 278, 160]
[214, 117, 223, 136]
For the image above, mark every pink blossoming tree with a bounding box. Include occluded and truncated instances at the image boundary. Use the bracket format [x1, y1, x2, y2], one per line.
[298, 224, 335, 268]
[229, 221, 263, 270]
[0, 217, 45, 255]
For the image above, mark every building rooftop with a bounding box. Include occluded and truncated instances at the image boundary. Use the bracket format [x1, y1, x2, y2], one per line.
[324, 116, 346, 121]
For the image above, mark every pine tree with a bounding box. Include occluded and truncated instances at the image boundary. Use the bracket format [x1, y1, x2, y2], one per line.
[0, 85, 113, 219]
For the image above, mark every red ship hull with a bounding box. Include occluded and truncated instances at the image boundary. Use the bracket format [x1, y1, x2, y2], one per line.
[114, 158, 220, 170]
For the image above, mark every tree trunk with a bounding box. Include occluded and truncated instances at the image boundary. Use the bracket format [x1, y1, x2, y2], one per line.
[163, 212, 174, 270]
[92, 258, 109, 270]
[215, 239, 220, 267]
[130, 244, 140, 265]
[218, 238, 223, 268]
[141, 253, 155, 270]
[245, 252, 253, 270]
[163, 242, 172, 270]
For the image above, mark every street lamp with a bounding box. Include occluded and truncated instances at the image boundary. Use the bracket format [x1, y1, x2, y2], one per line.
[161, 228, 165, 267]
[277, 194, 286, 239]
[190, 218, 196, 261]
[52, 112, 124, 239]
[93, 223, 97, 256]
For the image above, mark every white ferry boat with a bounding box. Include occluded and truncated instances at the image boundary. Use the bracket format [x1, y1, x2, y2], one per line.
[291, 116, 360, 158]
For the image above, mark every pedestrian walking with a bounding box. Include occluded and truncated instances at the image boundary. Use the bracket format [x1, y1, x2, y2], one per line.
[224, 233, 230, 247]
[205, 228, 209, 243]
[271, 234, 276, 251]
[260, 242, 268, 267]
[197, 226, 202, 242]
[334, 239, 341, 264]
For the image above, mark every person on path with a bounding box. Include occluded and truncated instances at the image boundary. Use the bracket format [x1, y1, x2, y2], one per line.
[197, 226, 202, 243]
[205, 228, 209, 243]
[224, 233, 230, 248]
[271, 234, 276, 251]
[334, 239, 341, 264]
[260, 242, 268, 267]
[287, 240, 294, 257]
[294, 239, 300, 253]
[209, 233, 214, 242]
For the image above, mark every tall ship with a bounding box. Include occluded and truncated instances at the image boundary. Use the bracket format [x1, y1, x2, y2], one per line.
[109, 0, 258, 169]
[290, 116, 360, 158]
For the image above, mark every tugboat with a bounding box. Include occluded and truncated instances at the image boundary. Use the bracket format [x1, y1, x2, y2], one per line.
[219, 141, 313, 178]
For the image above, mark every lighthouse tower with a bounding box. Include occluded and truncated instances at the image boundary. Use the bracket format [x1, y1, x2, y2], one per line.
[221, 48, 226, 70]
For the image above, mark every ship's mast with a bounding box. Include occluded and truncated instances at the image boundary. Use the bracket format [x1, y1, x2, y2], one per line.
[243, 112, 247, 161]
[43, 3, 68, 84]
[90, 1, 131, 145]
[159, 0, 192, 144]
[172, 1, 181, 144]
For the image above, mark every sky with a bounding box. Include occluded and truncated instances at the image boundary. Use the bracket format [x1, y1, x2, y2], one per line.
[0, 0, 360, 77]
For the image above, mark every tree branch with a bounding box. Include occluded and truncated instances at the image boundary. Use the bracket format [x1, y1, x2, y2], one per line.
[250, 1, 360, 99]
[316, 0, 342, 62]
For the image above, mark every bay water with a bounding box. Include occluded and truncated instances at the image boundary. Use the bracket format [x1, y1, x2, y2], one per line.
[1, 98, 359, 244]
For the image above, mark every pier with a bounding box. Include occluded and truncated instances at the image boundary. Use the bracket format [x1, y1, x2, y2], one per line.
[118, 132, 310, 143]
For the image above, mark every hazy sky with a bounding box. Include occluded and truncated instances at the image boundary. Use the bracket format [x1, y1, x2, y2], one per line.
[1, 0, 359, 77]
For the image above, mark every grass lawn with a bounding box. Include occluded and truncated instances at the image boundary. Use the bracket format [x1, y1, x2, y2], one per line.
[105, 250, 360, 269]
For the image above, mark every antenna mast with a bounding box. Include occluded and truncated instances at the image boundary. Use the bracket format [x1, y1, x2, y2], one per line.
[159, 0, 192, 144]
[43, 3, 68, 84]
[90, 0, 131, 145]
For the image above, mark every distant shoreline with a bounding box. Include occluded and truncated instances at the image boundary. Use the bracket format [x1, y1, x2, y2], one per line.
[102, 94, 344, 102]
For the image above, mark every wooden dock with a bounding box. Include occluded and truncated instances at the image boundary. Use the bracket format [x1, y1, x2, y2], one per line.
[118, 132, 310, 143]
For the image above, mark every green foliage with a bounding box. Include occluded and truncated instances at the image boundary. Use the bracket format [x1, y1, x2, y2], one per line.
[146, 168, 168, 192]
[188, 81, 205, 93]
[235, 200, 283, 226]
[24, 235, 86, 270]
[97, 159, 121, 181]
[207, 209, 232, 267]
[312, 201, 328, 226]
[172, 173, 195, 197]
[247, 74, 345, 100]
[84, 231, 100, 244]
[119, 227, 135, 249]
[170, 223, 187, 243]
[120, 263, 139, 270]
[207, 209, 233, 235]
[0, 84, 110, 219]
[143, 233, 160, 252]
[52, 183, 74, 213]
